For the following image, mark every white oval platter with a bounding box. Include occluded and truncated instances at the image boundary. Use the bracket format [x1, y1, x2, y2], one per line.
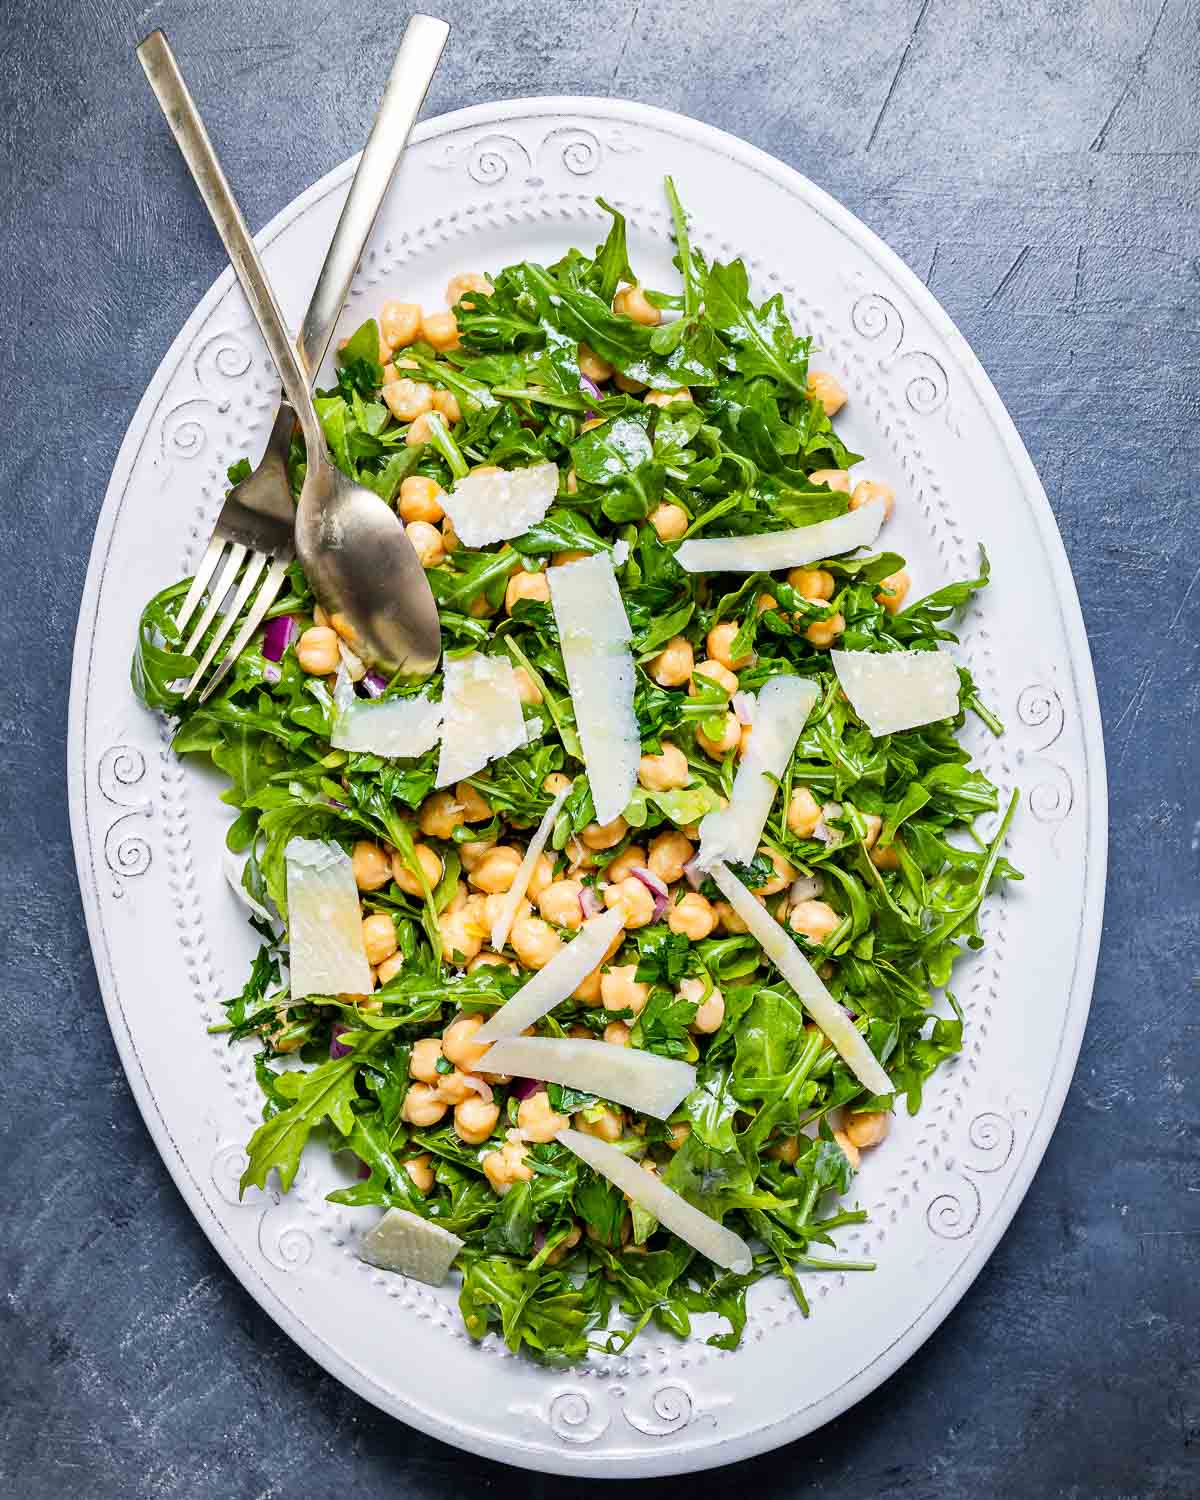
[67, 96, 1106, 1476]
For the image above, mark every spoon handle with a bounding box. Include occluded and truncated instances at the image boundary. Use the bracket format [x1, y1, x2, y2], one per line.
[299, 15, 449, 375]
[137, 29, 325, 458]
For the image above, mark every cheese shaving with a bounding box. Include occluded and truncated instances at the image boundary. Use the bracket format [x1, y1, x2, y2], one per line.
[330, 668, 443, 756]
[675, 498, 887, 574]
[285, 838, 373, 1000]
[475, 908, 625, 1043]
[441, 461, 559, 547]
[358, 1207, 464, 1285]
[488, 785, 571, 954]
[476, 1036, 694, 1120]
[831, 648, 961, 737]
[435, 652, 528, 787]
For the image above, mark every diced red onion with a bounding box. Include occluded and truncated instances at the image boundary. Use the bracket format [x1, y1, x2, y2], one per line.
[462, 1074, 494, 1104]
[533, 1225, 547, 1252]
[356, 1159, 371, 1180]
[630, 866, 669, 920]
[363, 670, 389, 699]
[579, 372, 604, 403]
[731, 691, 754, 726]
[682, 857, 704, 892]
[330, 1022, 353, 1059]
[262, 661, 282, 686]
[579, 885, 604, 919]
[510, 1076, 542, 1101]
[789, 874, 824, 904]
[262, 614, 298, 662]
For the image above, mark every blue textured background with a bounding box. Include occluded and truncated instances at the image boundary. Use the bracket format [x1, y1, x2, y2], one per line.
[2, 0, 1198, 1494]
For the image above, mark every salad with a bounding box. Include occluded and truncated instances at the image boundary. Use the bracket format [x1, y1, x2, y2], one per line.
[132, 179, 1019, 1359]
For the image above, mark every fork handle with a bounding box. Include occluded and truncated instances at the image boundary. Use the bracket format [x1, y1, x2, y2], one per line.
[299, 15, 449, 375]
[138, 29, 326, 458]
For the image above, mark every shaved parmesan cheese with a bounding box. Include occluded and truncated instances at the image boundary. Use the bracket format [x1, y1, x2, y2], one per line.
[489, 785, 571, 953]
[477, 1036, 694, 1120]
[831, 648, 960, 737]
[698, 675, 818, 868]
[357, 1207, 464, 1285]
[285, 838, 373, 1000]
[330, 668, 443, 757]
[435, 652, 528, 787]
[675, 499, 887, 574]
[707, 861, 893, 1097]
[475, 908, 625, 1043]
[441, 461, 559, 548]
[557, 1128, 752, 1273]
[547, 554, 639, 824]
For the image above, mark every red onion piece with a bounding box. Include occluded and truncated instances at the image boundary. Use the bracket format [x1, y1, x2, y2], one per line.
[362, 670, 389, 699]
[261, 660, 282, 686]
[262, 614, 298, 662]
[579, 372, 604, 403]
[789, 874, 823, 904]
[731, 691, 754, 726]
[579, 885, 604, 919]
[330, 1022, 353, 1059]
[462, 1074, 494, 1104]
[510, 1076, 542, 1101]
[682, 857, 704, 892]
[356, 1159, 371, 1180]
[630, 866, 669, 920]
[533, 1225, 547, 1252]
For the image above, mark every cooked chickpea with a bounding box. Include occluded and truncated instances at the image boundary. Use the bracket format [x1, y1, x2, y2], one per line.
[409, 1037, 444, 1082]
[442, 516, 461, 552]
[581, 816, 628, 851]
[467, 846, 520, 896]
[805, 610, 845, 649]
[875, 569, 911, 615]
[753, 846, 796, 897]
[600, 964, 649, 1016]
[613, 283, 660, 326]
[871, 841, 902, 872]
[614, 371, 647, 393]
[389, 843, 442, 897]
[858, 813, 883, 851]
[398, 475, 445, 524]
[648, 830, 694, 884]
[455, 1094, 500, 1144]
[552, 548, 592, 566]
[380, 299, 421, 350]
[517, 1090, 568, 1143]
[402, 1153, 434, 1194]
[361, 913, 398, 966]
[644, 387, 691, 408]
[696, 712, 741, 758]
[482, 1139, 533, 1195]
[405, 413, 436, 447]
[649, 635, 694, 688]
[437, 1068, 475, 1105]
[833, 1128, 861, 1170]
[382, 378, 434, 422]
[608, 845, 647, 882]
[808, 468, 851, 492]
[578, 342, 613, 382]
[401, 1082, 447, 1127]
[691, 658, 738, 698]
[604, 876, 656, 929]
[789, 898, 841, 945]
[376, 951, 404, 985]
[756, 594, 778, 617]
[638, 740, 689, 792]
[806, 369, 847, 417]
[713, 898, 749, 935]
[439, 907, 485, 964]
[787, 786, 823, 837]
[510, 915, 563, 970]
[468, 950, 518, 975]
[573, 966, 603, 1005]
[844, 1110, 890, 1151]
[526, 852, 555, 900]
[406, 519, 445, 568]
[681, 976, 724, 1034]
[706, 620, 752, 670]
[578, 1104, 625, 1142]
[421, 309, 460, 351]
[437, 1017, 484, 1074]
[505, 569, 551, 614]
[445, 271, 493, 307]
[649, 501, 689, 541]
[850, 479, 895, 519]
[543, 772, 572, 796]
[788, 567, 835, 602]
[296, 625, 340, 675]
[458, 841, 495, 877]
[447, 880, 469, 912]
[352, 841, 391, 891]
[432, 388, 461, 424]
[513, 665, 543, 705]
[545, 1221, 583, 1265]
[668, 891, 717, 941]
[604, 1021, 631, 1046]
[419, 791, 467, 839]
[446, 782, 487, 824]
[768, 1134, 801, 1164]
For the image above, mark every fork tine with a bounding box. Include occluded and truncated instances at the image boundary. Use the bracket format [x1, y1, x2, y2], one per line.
[175, 536, 227, 640]
[182, 542, 247, 659]
[197, 556, 290, 705]
[182, 550, 269, 699]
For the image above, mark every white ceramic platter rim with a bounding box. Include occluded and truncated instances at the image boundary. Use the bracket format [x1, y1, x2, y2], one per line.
[68, 95, 1107, 1476]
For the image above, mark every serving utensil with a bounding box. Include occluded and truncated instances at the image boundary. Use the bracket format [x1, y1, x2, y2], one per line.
[138, 20, 446, 700]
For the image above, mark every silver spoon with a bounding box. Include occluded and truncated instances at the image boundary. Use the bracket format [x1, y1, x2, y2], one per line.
[139, 29, 444, 680]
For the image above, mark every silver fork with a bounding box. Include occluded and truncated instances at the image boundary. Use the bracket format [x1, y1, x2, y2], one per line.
[138, 17, 449, 703]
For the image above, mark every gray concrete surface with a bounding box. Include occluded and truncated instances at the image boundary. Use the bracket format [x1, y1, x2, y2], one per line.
[2, 0, 1198, 1495]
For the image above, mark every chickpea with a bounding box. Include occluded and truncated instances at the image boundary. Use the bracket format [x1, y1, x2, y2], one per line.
[439, 1015, 485, 1072]
[527, 852, 555, 900]
[573, 966, 603, 1005]
[482, 1139, 534, 1195]
[808, 468, 851, 492]
[713, 899, 750, 935]
[668, 891, 717, 941]
[833, 1128, 861, 1170]
[787, 786, 823, 837]
[789, 898, 841, 945]
[447, 781, 487, 824]
[648, 501, 689, 542]
[505, 569, 551, 614]
[649, 635, 694, 688]
[406, 519, 445, 568]
[405, 412, 436, 448]
[756, 593, 778, 615]
[445, 271, 493, 308]
[467, 592, 497, 619]
[706, 620, 752, 670]
[432, 388, 461, 425]
[510, 915, 563, 970]
[442, 517, 461, 553]
[517, 1090, 568, 1143]
[875, 569, 911, 615]
[458, 839, 495, 875]
[401, 1082, 447, 1127]
[638, 741, 689, 792]
[380, 300, 422, 350]
[604, 1021, 631, 1046]
[409, 1038, 445, 1084]
[480, 892, 527, 935]
[614, 371, 647, 393]
[578, 343, 613, 382]
[752, 846, 795, 897]
[691, 658, 738, 697]
[806, 369, 847, 417]
[604, 876, 656, 929]
[768, 1134, 801, 1164]
[578, 1104, 625, 1142]
[600, 964, 649, 1016]
[545, 1221, 583, 1264]
[544, 772, 572, 796]
[351, 841, 391, 892]
[419, 791, 467, 840]
[513, 665, 543, 705]
[871, 840, 902, 872]
[858, 812, 883, 851]
[648, 830, 694, 885]
[849, 479, 895, 520]
[581, 816, 628, 851]
[666, 1121, 691, 1151]
[361, 913, 398, 966]
[421, 309, 460, 351]
[376, 951, 404, 985]
[468, 845, 522, 895]
[567, 838, 597, 873]
[390, 843, 442, 897]
[382, 378, 434, 422]
[608, 845, 648, 882]
[696, 712, 741, 758]
[402, 1153, 434, 1194]
[439, 908, 485, 964]
[788, 567, 835, 602]
[645, 387, 692, 409]
[455, 1094, 500, 1145]
[613, 283, 660, 326]
[398, 475, 445, 525]
[447, 880, 469, 912]
[437, 1068, 476, 1105]
[296, 625, 340, 675]
[468, 950, 518, 975]
[803, 604, 845, 649]
[845, 1110, 890, 1151]
[552, 548, 592, 567]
